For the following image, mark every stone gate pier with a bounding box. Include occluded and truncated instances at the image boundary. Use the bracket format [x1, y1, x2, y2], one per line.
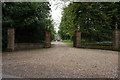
[44, 30, 51, 48]
[113, 29, 120, 50]
[7, 27, 15, 51]
[73, 30, 81, 48]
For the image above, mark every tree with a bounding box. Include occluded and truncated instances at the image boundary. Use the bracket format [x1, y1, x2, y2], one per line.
[2, 2, 55, 50]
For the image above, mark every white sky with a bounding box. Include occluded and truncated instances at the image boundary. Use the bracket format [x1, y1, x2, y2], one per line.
[49, 0, 71, 32]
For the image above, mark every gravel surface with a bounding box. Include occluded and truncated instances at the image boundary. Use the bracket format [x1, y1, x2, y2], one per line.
[2, 42, 118, 78]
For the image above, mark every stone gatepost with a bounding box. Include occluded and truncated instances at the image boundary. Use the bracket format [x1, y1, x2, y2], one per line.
[113, 29, 120, 50]
[44, 30, 51, 48]
[73, 30, 81, 47]
[7, 27, 15, 51]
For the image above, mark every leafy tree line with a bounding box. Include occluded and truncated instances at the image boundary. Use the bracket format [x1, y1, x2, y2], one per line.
[59, 2, 120, 42]
[2, 2, 56, 50]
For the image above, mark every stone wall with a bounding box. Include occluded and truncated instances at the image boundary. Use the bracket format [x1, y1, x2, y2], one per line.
[81, 44, 112, 50]
[7, 28, 51, 51]
[15, 43, 44, 50]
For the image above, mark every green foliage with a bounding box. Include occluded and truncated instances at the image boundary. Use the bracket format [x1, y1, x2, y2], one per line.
[116, 46, 120, 52]
[59, 2, 120, 42]
[113, 46, 120, 52]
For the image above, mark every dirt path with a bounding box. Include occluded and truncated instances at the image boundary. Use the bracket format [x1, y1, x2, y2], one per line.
[2, 42, 118, 78]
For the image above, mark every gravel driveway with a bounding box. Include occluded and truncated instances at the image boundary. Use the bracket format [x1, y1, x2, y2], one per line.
[2, 42, 118, 78]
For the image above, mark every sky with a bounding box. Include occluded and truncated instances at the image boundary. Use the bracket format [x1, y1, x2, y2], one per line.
[49, 0, 71, 32]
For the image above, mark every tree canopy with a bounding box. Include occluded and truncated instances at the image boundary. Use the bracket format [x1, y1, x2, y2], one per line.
[59, 2, 120, 42]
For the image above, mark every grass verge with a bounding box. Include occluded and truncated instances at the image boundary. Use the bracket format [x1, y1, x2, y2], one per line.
[62, 40, 73, 45]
